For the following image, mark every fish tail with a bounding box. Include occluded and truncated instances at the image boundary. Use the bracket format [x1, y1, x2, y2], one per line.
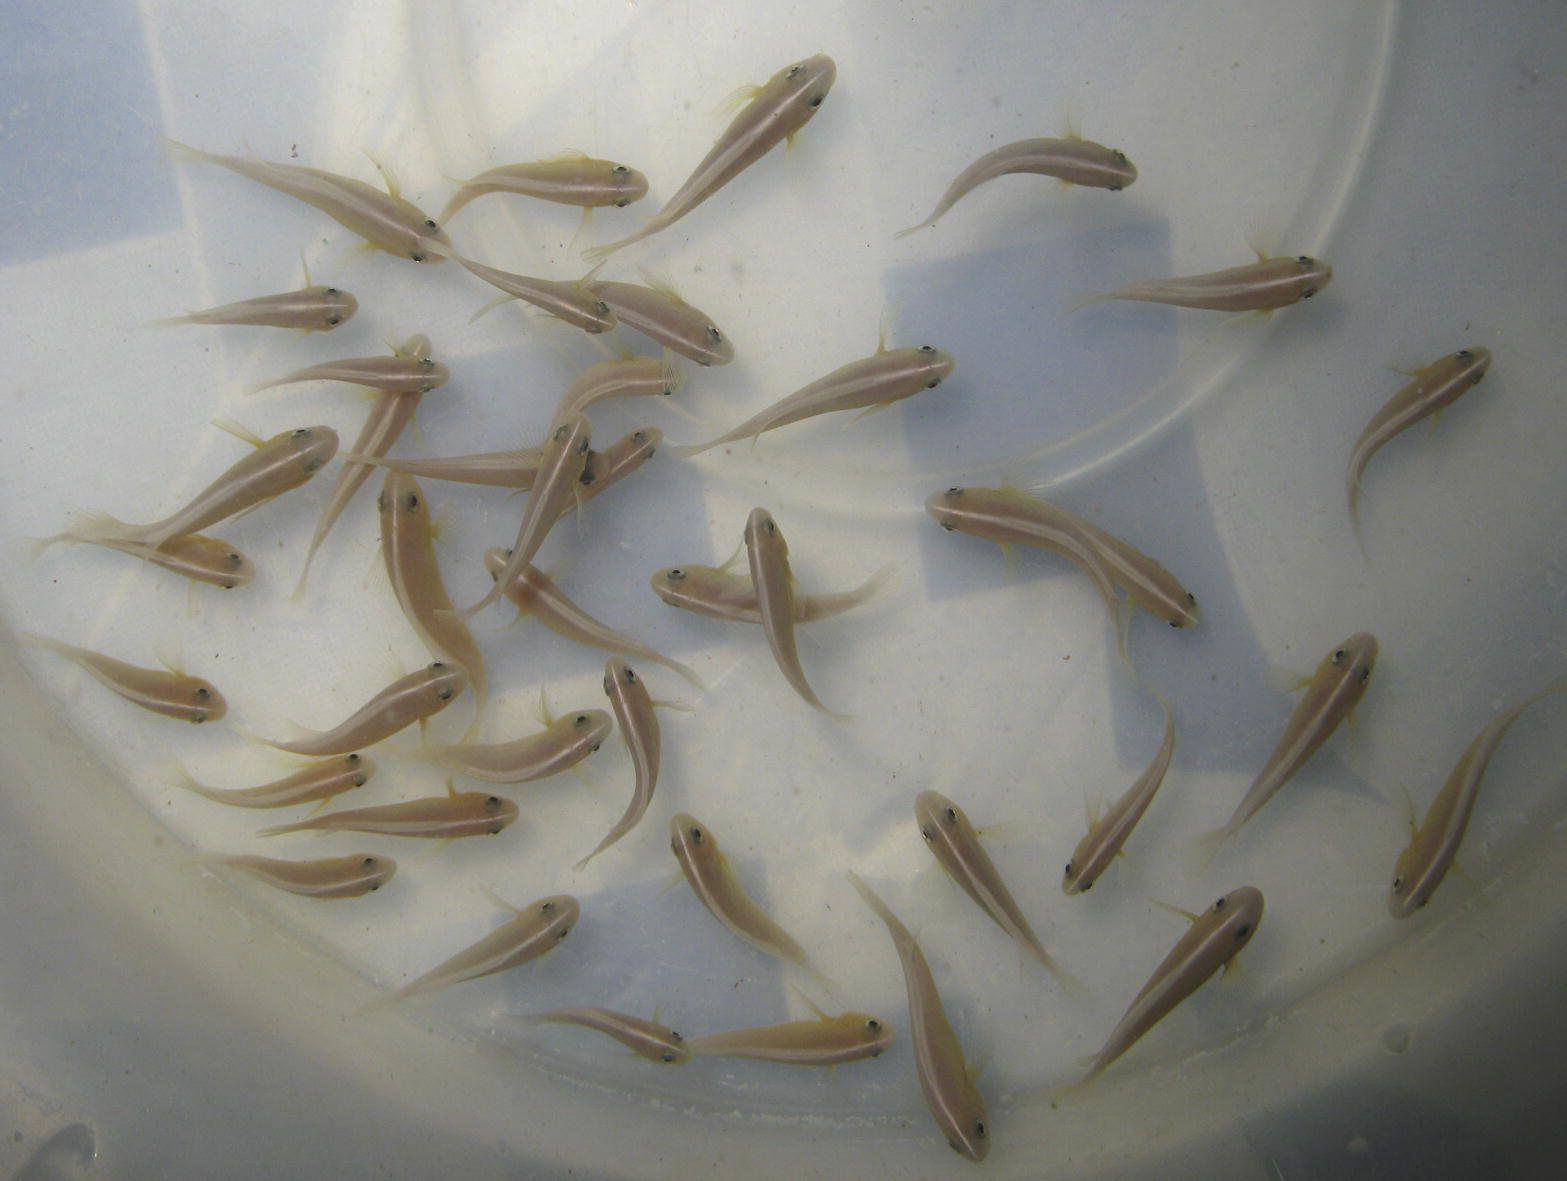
[582, 221, 660, 266]
[661, 656, 706, 690]
[670, 439, 717, 458]
[437, 187, 476, 226]
[892, 218, 934, 240]
[1066, 290, 1112, 315]
[144, 313, 194, 329]
[163, 137, 219, 167]
[1185, 825, 1231, 878]
[1039, 951, 1092, 1007]
[57, 509, 141, 547]
[255, 819, 308, 838]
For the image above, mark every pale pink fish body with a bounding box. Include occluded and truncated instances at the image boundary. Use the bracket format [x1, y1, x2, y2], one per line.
[848, 873, 988, 1162]
[427, 709, 611, 785]
[650, 562, 892, 625]
[1063, 692, 1175, 894]
[22, 634, 225, 723]
[584, 54, 837, 261]
[167, 140, 450, 262]
[155, 284, 358, 331]
[584, 280, 734, 366]
[1348, 347, 1493, 532]
[1082, 887, 1264, 1083]
[257, 787, 517, 839]
[745, 508, 837, 715]
[1088, 255, 1332, 312]
[56, 532, 256, 589]
[686, 1012, 894, 1066]
[528, 1007, 690, 1064]
[378, 895, 578, 1004]
[253, 351, 448, 395]
[341, 446, 547, 489]
[554, 356, 685, 423]
[175, 753, 376, 809]
[575, 659, 663, 869]
[441, 156, 649, 221]
[1390, 680, 1567, 918]
[898, 135, 1137, 236]
[207, 852, 395, 899]
[458, 256, 616, 334]
[258, 662, 467, 756]
[683, 345, 955, 454]
[485, 554, 702, 688]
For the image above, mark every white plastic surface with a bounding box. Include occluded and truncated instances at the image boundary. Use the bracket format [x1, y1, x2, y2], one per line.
[3, 1, 1567, 1177]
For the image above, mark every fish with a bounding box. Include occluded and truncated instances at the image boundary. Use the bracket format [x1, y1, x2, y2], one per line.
[174, 753, 376, 809]
[426, 706, 611, 785]
[458, 415, 593, 620]
[1079, 254, 1333, 312]
[745, 508, 839, 715]
[340, 445, 548, 489]
[650, 561, 893, 625]
[152, 283, 358, 331]
[440, 154, 649, 222]
[583, 54, 837, 261]
[21, 635, 225, 723]
[257, 781, 517, 839]
[457, 256, 617, 334]
[553, 355, 685, 423]
[914, 790, 1071, 989]
[680, 344, 955, 455]
[36, 531, 256, 590]
[1081, 887, 1265, 1083]
[584, 279, 734, 366]
[575, 659, 663, 869]
[527, 1007, 690, 1064]
[1389, 679, 1567, 918]
[47, 422, 337, 552]
[167, 139, 450, 262]
[573, 428, 663, 513]
[685, 1011, 894, 1066]
[847, 872, 989, 1162]
[251, 343, 449, 396]
[669, 813, 820, 978]
[203, 852, 395, 899]
[1347, 347, 1493, 535]
[1063, 691, 1176, 894]
[256, 662, 467, 756]
[484, 555, 703, 688]
[379, 472, 487, 713]
[897, 135, 1137, 236]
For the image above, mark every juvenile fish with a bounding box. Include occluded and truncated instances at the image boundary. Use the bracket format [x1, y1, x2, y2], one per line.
[205, 852, 395, 899]
[458, 256, 617, 334]
[584, 54, 837, 261]
[257, 662, 467, 756]
[426, 708, 611, 785]
[341, 445, 548, 489]
[153, 284, 358, 331]
[681, 345, 955, 455]
[40, 532, 255, 590]
[686, 1012, 894, 1066]
[848, 872, 989, 1162]
[897, 135, 1137, 236]
[584, 280, 735, 366]
[745, 508, 839, 715]
[1081, 887, 1264, 1083]
[441, 155, 649, 222]
[251, 345, 448, 395]
[651, 561, 892, 625]
[554, 355, 685, 423]
[669, 813, 819, 978]
[1347, 347, 1493, 534]
[167, 140, 450, 262]
[1063, 692, 1175, 894]
[174, 753, 375, 809]
[485, 554, 702, 688]
[1081, 255, 1332, 312]
[528, 1007, 690, 1064]
[22, 635, 225, 723]
[258, 783, 517, 839]
[1390, 680, 1567, 918]
[575, 659, 663, 869]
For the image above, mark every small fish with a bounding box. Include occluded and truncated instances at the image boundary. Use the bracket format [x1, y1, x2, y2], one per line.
[745, 508, 839, 715]
[37, 531, 255, 589]
[1347, 347, 1493, 534]
[251, 344, 448, 396]
[485, 555, 702, 688]
[1080, 254, 1333, 312]
[848, 873, 989, 1162]
[204, 852, 395, 899]
[1063, 692, 1176, 894]
[458, 256, 617, 334]
[1390, 679, 1567, 918]
[174, 753, 376, 809]
[458, 416, 593, 620]
[152, 284, 358, 331]
[651, 561, 892, 625]
[584, 279, 734, 366]
[379, 472, 487, 712]
[680, 344, 955, 455]
[256, 662, 467, 756]
[372, 894, 578, 1006]
[573, 428, 663, 513]
[167, 139, 450, 262]
[426, 707, 611, 785]
[669, 813, 819, 978]
[1207, 634, 1378, 851]
[22, 634, 225, 723]
[441, 154, 649, 222]
[575, 659, 663, 869]
[1081, 887, 1264, 1083]
[554, 355, 685, 423]
[527, 1007, 690, 1064]
[340, 445, 548, 489]
[897, 135, 1137, 236]
[258, 781, 517, 839]
[686, 1011, 894, 1066]
[914, 790, 1070, 988]
[584, 54, 837, 261]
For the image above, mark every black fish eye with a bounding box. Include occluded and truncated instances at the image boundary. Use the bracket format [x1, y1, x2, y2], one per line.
[1392, 877, 1403, 891]
[576, 714, 589, 725]
[787, 64, 803, 77]
[706, 325, 723, 340]
[866, 1019, 881, 1031]
[226, 552, 242, 564]
[625, 668, 638, 682]
[485, 796, 502, 808]
[943, 807, 957, 824]
[612, 165, 630, 175]
[1235, 924, 1252, 939]
[1301, 286, 1318, 299]
[920, 826, 934, 841]
[431, 662, 446, 669]
[193, 687, 210, 701]
[667, 569, 685, 580]
[1296, 255, 1312, 264]
[808, 94, 824, 108]
[925, 378, 941, 388]
[689, 826, 703, 842]
[1081, 880, 1093, 892]
[326, 315, 341, 325]
[1213, 896, 1227, 910]
[974, 1122, 986, 1139]
[346, 754, 360, 764]
[540, 901, 555, 914]
[362, 857, 377, 868]
[1063, 862, 1074, 877]
[919, 344, 935, 353]
[1359, 666, 1372, 683]
[304, 458, 324, 472]
[424, 219, 439, 230]
[615, 198, 630, 207]
[1332, 648, 1347, 664]
[1417, 897, 1429, 908]
[1186, 592, 1197, 604]
[556, 926, 570, 939]
[352, 775, 367, 787]
[1168, 619, 1181, 628]
[437, 689, 453, 700]
[409, 252, 425, 262]
[1114, 150, 1128, 164]
[662, 1053, 676, 1062]
[406, 493, 419, 510]
[326, 288, 339, 296]
[1108, 182, 1123, 191]
[291, 428, 310, 438]
[947, 486, 962, 496]
[1457, 348, 1473, 359]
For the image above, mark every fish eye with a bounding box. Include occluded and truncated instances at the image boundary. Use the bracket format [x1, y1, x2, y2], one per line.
[919, 344, 935, 353]
[1081, 880, 1094, 892]
[1359, 666, 1372, 683]
[1391, 877, 1403, 891]
[667, 568, 685, 581]
[1416, 897, 1429, 909]
[226, 551, 242, 565]
[575, 714, 590, 726]
[973, 1122, 987, 1139]
[612, 165, 631, 175]
[625, 668, 638, 683]
[943, 807, 957, 824]
[808, 93, 825, 108]
[193, 687, 211, 701]
[1235, 924, 1253, 940]
[1301, 286, 1318, 299]
[291, 428, 310, 438]
[1108, 182, 1123, 191]
[346, 754, 360, 764]
[406, 493, 420, 511]
[424, 219, 439, 230]
[351, 775, 368, 787]
[485, 796, 502, 808]
[866, 1019, 881, 1031]
[670, 1031, 684, 1042]
[1064, 862, 1074, 877]
[1457, 348, 1473, 359]
[191, 712, 207, 724]
[487, 824, 504, 834]
[540, 901, 555, 914]
[594, 301, 611, 317]
[1113, 150, 1128, 164]
[787, 64, 804, 77]
[689, 825, 704, 843]
[362, 857, 378, 868]
[615, 198, 630, 207]
[326, 315, 341, 326]
[947, 487, 963, 496]
[706, 325, 724, 341]
[1296, 255, 1312, 264]
[1186, 592, 1197, 604]
[1168, 619, 1181, 628]
[437, 689, 454, 700]
[431, 662, 446, 670]
[919, 826, 934, 842]
[925, 378, 941, 388]
[1331, 648, 1347, 664]
[590, 743, 601, 752]
[1213, 896, 1227, 910]
[556, 925, 571, 939]
[661, 1052, 676, 1062]
[409, 251, 426, 262]
[304, 457, 325, 473]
